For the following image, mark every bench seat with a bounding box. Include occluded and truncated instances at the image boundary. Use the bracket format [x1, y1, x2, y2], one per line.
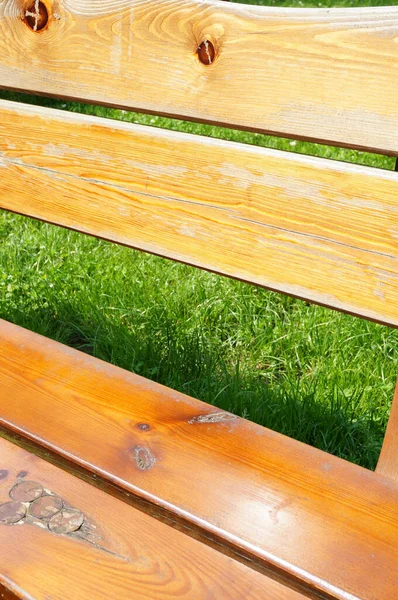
[1, 318, 397, 600]
[0, 437, 306, 600]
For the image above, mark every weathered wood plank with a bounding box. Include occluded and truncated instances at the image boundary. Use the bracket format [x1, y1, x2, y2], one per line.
[377, 380, 398, 482]
[1, 100, 398, 326]
[0, 437, 307, 600]
[1, 319, 398, 600]
[0, 1, 397, 153]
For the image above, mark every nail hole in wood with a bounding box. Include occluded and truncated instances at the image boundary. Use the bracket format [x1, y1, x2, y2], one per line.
[198, 40, 215, 65]
[24, 0, 48, 31]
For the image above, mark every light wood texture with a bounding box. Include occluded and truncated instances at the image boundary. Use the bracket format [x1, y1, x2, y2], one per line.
[0, 438, 307, 600]
[1, 101, 398, 327]
[0, 1, 398, 153]
[1, 319, 398, 600]
[377, 380, 398, 482]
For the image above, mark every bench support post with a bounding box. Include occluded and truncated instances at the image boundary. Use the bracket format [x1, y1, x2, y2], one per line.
[376, 377, 398, 481]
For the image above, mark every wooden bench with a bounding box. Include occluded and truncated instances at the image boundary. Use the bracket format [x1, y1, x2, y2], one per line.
[0, 1, 397, 598]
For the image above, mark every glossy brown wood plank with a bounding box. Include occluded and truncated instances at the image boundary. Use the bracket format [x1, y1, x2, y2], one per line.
[0, 438, 306, 600]
[1, 101, 398, 327]
[376, 380, 398, 482]
[1, 320, 398, 600]
[0, 1, 398, 153]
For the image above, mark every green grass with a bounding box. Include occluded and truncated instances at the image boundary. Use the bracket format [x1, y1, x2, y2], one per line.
[1, 0, 397, 471]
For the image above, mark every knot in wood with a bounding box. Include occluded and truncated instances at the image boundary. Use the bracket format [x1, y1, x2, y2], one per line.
[24, 0, 48, 31]
[133, 446, 156, 471]
[136, 423, 151, 431]
[197, 40, 215, 65]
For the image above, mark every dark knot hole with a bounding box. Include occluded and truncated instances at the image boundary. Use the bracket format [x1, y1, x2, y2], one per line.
[197, 40, 216, 65]
[24, 1, 48, 31]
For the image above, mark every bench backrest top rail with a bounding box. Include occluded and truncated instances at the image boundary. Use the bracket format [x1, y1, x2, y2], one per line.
[0, 1, 398, 154]
[1, 99, 398, 327]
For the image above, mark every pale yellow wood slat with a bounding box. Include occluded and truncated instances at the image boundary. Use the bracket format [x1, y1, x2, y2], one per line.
[0, 1, 397, 153]
[0, 100, 397, 326]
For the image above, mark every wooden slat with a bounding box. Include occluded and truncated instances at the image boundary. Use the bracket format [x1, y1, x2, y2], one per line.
[376, 380, 398, 482]
[0, 1, 398, 153]
[0, 438, 306, 600]
[1, 319, 398, 600]
[1, 100, 398, 326]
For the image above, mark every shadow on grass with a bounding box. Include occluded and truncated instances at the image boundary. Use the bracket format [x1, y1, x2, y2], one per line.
[3, 299, 386, 471]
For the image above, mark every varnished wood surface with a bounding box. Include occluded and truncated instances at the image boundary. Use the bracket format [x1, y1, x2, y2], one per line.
[1, 101, 398, 327]
[0, 1, 398, 153]
[377, 380, 398, 482]
[0, 438, 307, 600]
[1, 319, 398, 600]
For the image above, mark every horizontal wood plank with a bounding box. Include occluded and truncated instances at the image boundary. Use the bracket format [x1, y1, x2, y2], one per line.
[0, 100, 398, 326]
[1, 319, 398, 600]
[376, 381, 398, 482]
[0, 437, 306, 600]
[0, 1, 397, 153]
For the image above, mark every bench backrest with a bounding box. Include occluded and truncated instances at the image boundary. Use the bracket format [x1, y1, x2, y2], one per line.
[0, 0, 397, 326]
[0, 0, 397, 475]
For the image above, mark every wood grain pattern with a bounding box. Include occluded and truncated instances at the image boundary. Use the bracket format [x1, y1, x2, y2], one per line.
[1, 319, 398, 600]
[0, 1, 398, 153]
[377, 380, 398, 482]
[0, 438, 306, 600]
[1, 100, 398, 326]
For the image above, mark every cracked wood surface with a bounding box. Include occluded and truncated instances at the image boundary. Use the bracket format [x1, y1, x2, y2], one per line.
[0, 438, 307, 600]
[0, 1, 398, 153]
[1, 320, 398, 600]
[1, 101, 398, 327]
